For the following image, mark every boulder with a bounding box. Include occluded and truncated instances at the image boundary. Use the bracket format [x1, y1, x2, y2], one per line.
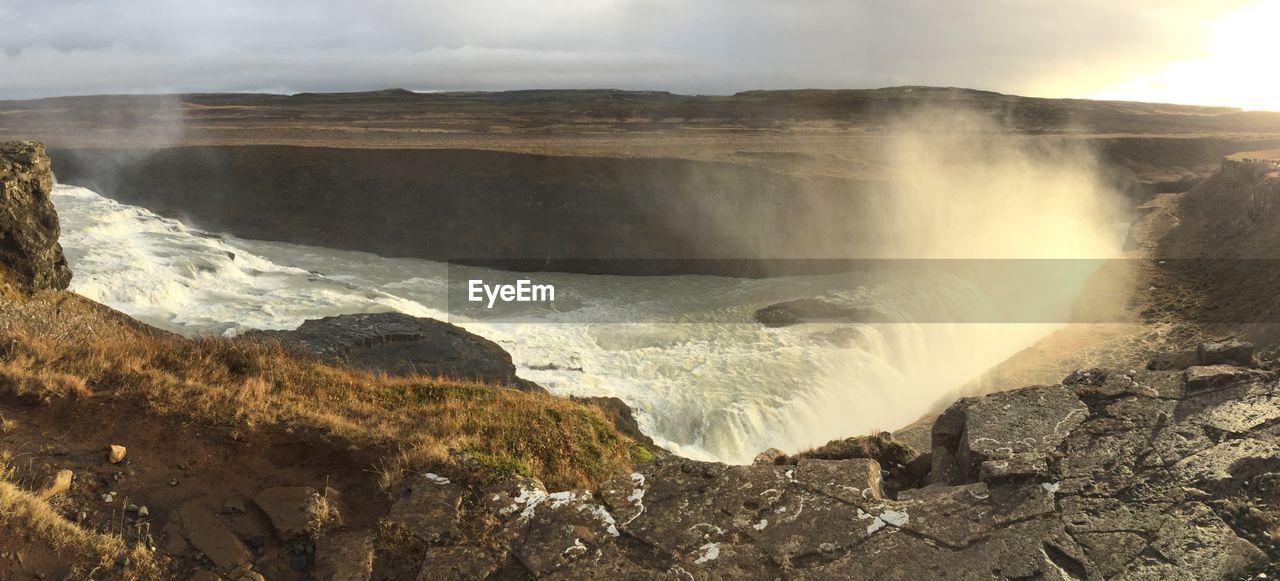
[752, 448, 786, 465]
[1197, 338, 1254, 367]
[753, 298, 889, 327]
[0, 141, 72, 294]
[242, 312, 544, 392]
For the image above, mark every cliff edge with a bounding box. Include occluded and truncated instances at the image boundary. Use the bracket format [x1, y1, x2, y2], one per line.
[0, 141, 71, 295]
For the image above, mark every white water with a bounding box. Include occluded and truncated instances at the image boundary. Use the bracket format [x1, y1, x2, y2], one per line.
[54, 184, 1073, 464]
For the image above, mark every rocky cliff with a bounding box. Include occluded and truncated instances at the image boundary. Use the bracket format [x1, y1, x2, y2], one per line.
[0, 141, 71, 294]
[359, 348, 1278, 579]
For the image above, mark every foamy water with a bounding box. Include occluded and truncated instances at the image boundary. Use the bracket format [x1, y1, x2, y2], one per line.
[53, 184, 1070, 463]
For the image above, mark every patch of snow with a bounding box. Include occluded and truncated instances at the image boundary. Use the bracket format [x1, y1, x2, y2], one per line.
[880, 509, 909, 527]
[753, 519, 768, 530]
[866, 519, 886, 535]
[577, 502, 621, 537]
[694, 543, 720, 564]
[1041, 481, 1061, 493]
[562, 538, 586, 556]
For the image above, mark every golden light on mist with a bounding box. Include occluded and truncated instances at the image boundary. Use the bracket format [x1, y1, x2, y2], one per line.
[1093, 0, 1280, 111]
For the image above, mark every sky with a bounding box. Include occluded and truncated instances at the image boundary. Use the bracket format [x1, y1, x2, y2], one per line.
[1, 0, 1276, 110]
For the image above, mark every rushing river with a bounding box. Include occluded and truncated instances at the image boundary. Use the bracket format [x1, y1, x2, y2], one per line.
[53, 183, 1086, 463]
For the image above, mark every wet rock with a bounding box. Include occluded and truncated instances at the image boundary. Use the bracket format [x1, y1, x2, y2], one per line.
[107, 445, 127, 464]
[385, 474, 463, 543]
[313, 531, 374, 581]
[753, 298, 889, 327]
[174, 503, 252, 568]
[1198, 338, 1255, 367]
[242, 312, 544, 392]
[0, 141, 72, 294]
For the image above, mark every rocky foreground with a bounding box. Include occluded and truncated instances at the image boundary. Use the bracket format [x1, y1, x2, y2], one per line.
[366, 343, 1279, 580]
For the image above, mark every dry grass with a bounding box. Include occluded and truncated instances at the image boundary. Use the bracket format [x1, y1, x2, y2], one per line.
[0, 293, 643, 490]
[0, 459, 162, 578]
[787, 432, 917, 468]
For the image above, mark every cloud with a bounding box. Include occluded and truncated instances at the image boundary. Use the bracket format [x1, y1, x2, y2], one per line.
[0, 0, 1259, 101]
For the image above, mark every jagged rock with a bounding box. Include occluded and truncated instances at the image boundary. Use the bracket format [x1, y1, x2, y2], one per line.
[753, 298, 889, 327]
[1198, 338, 1255, 367]
[313, 531, 374, 581]
[385, 473, 463, 543]
[0, 141, 72, 294]
[417, 546, 501, 580]
[242, 312, 544, 392]
[107, 445, 126, 464]
[173, 503, 253, 568]
[252, 486, 336, 541]
[37, 469, 73, 500]
[952, 385, 1088, 482]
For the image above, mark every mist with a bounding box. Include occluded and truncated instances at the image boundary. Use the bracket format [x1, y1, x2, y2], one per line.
[878, 110, 1126, 260]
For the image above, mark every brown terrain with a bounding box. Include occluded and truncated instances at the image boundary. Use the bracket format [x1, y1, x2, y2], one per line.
[5, 87, 1280, 274]
[3, 90, 1280, 579]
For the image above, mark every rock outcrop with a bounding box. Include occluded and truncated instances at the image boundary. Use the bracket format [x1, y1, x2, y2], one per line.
[754, 298, 889, 327]
[242, 312, 544, 392]
[377, 358, 1279, 579]
[0, 141, 72, 294]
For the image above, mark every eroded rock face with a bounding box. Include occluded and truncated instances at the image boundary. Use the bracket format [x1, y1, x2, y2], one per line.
[0, 141, 72, 294]
[242, 312, 544, 392]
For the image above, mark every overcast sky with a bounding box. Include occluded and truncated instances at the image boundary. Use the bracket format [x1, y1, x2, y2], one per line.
[1, 0, 1273, 108]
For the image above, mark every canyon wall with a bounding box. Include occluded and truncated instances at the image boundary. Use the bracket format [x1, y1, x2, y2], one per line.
[52, 146, 888, 276]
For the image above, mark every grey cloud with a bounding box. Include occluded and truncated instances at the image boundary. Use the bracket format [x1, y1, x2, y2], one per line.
[0, 0, 1253, 99]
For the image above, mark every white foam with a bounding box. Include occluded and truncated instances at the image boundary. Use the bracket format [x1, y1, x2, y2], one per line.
[54, 184, 1073, 465]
